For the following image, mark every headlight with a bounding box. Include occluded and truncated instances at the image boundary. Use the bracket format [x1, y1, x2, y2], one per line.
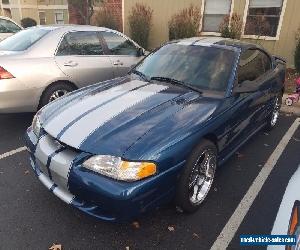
[83, 155, 157, 182]
[32, 115, 41, 136]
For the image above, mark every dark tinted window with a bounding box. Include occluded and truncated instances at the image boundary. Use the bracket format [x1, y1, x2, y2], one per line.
[0, 19, 21, 33]
[101, 32, 138, 56]
[0, 28, 49, 51]
[57, 31, 103, 56]
[238, 49, 268, 84]
[135, 44, 236, 92]
[261, 51, 272, 72]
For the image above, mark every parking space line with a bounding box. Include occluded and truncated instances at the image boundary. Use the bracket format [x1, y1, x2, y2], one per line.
[0, 147, 27, 160]
[211, 118, 300, 250]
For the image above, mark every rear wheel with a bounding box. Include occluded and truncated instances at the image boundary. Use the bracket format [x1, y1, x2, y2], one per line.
[265, 94, 282, 131]
[175, 140, 217, 213]
[39, 82, 76, 109]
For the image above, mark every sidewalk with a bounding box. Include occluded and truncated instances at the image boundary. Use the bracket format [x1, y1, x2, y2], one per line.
[281, 94, 300, 116]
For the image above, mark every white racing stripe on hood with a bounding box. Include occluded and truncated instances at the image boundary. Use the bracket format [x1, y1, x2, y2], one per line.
[59, 84, 169, 148]
[44, 80, 146, 137]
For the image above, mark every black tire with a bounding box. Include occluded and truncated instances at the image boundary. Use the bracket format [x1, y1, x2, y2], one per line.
[265, 93, 282, 131]
[39, 82, 76, 109]
[175, 139, 217, 213]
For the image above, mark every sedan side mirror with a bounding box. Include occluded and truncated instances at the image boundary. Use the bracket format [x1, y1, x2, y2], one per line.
[137, 47, 145, 57]
[233, 80, 258, 94]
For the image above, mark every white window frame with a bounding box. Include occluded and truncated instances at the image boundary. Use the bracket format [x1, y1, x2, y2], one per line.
[241, 0, 288, 41]
[38, 11, 46, 25]
[54, 11, 64, 25]
[199, 0, 235, 36]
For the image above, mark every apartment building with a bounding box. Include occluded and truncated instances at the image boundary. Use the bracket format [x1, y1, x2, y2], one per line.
[0, 0, 69, 25]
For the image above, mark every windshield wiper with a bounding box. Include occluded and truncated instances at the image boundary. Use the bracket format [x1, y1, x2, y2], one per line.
[131, 69, 149, 82]
[150, 76, 202, 94]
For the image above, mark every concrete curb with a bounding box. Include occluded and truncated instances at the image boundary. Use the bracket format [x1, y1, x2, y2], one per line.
[281, 94, 300, 115]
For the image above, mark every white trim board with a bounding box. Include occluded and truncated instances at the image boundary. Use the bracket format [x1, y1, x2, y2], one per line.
[241, 0, 288, 41]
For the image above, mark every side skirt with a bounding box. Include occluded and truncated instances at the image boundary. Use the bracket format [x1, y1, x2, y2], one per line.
[218, 122, 267, 166]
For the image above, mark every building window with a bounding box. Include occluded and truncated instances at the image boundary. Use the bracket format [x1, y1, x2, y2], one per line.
[55, 12, 64, 24]
[202, 0, 232, 32]
[2, 0, 10, 4]
[39, 11, 46, 25]
[3, 8, 12, 18]
[244, 0, 284, 37]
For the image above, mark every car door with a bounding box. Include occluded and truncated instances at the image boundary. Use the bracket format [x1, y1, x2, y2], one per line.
[55, 31, 115, 88]
[100, 31, 144, 77]
[219, 49, 270, 157]
[0, 18, 22, 41]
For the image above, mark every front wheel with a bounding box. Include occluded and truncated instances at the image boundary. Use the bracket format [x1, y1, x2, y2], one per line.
[175, 140, 217, 213]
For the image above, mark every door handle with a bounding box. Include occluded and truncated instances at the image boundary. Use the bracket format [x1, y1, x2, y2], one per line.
[64, 61, 78, 67]
[113, 60, 123, 66]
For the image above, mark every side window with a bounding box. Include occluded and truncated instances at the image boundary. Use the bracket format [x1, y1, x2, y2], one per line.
[101, 32, 139, 56]
[261, 52, 272, 72]
[56, 31, 103, 56]
[238, 49, 264, 84]
[0, 19, 21, 33]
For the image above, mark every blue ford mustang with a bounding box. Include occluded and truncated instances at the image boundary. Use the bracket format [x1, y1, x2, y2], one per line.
[25, 37, 286, 221]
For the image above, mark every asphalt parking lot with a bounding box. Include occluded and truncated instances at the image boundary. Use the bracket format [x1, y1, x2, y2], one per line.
[0, 112, 300, 250]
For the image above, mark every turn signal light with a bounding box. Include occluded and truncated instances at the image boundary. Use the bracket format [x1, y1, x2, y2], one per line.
[0, 66, 14, 80]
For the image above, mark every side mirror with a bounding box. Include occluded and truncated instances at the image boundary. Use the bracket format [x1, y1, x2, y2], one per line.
[233, 80, 258, 94]
[137, 47, 145, 57]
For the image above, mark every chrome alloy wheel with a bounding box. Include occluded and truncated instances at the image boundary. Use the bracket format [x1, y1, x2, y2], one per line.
[270, 96, 280, 127]
[188, 149, 217, 204]
[49, 89, 69, 103]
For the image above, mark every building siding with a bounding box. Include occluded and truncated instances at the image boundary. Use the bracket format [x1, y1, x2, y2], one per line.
[123, 0, 300, 68]
[0, 0, 69, 25]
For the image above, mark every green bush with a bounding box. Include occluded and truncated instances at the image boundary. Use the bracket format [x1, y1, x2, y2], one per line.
[92, 6, 120, 31]
[295, 40, 300, 73]
[21, 17, 37, 28]
[128, 3, 153, 49]
[219, 13, 242, 39]
[168, 5, 201, 40]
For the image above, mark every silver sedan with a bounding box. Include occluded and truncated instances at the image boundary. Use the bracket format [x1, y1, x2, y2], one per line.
[0, 25, 145, 113]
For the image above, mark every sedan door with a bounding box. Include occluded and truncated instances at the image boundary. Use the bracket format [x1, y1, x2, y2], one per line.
[55, 31, 115, 88]
[100, 31, 144, 77]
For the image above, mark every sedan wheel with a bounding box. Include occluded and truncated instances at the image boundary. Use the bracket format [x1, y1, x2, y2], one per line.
[39, 82, 76, 109]
[176, 140, 217, 213]
[49, 89, 69, 103]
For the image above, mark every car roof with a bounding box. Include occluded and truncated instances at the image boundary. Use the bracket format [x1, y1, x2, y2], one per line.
[171, 37, 262, 52]
[28, 24, 115, 32]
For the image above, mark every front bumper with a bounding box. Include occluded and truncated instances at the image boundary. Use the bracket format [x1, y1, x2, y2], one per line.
[25, 127, 184, 222]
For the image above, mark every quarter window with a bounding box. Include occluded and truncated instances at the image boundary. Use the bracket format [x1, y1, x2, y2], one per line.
[56, 32, 103, 56]
[238, 49, 268, 84]
[202, 0, 232, 32]
[101, 32, 139, 56]
[244, 0, 284, 37]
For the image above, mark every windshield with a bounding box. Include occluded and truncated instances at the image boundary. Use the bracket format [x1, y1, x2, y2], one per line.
[135, 44, 236, 92]
[0, 28, 50, 51]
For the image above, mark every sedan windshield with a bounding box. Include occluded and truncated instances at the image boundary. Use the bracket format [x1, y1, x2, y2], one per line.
[135, 44, 236, 92]
[0, 28, 50, 51]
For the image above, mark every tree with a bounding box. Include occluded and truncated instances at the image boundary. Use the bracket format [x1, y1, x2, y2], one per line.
[68, 0, 104, 25]
[21, 17, 37, 28]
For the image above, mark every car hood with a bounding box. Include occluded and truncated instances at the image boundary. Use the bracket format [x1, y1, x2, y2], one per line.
[41, 77, 220, 157]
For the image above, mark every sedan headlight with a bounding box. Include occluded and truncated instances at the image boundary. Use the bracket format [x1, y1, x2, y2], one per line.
[32, 115, 41, 136]
[83, 155, 157, 182]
